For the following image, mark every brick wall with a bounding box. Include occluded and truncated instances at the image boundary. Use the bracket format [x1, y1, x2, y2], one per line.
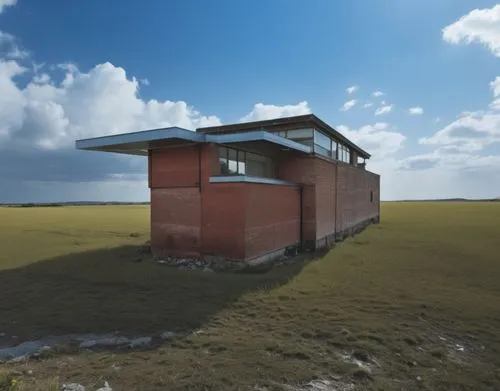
[278, 153, 380, 245]
[150, 146, 200, 188]
[277, 153, 317, 243]
[201, 183, 246, 259]
[148, 142, 380, 260]
[336, 164, 380, 233]
[151, 188, 201, 256]
[277, 154, 337, 244]
[149, 145, 203, 256]
[244, 184, 300, 259]
[314, 158, 336, 240]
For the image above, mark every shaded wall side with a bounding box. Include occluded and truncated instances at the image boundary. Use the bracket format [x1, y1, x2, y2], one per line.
[151, 188, 201, 256]
[336, 164, 380, 233]
[149, 146, 204, 257]
[201, 183, 246, 260]
[314, 158, 336, 240]
[244, 184, 300, 260]
[277, 153, 317, 242]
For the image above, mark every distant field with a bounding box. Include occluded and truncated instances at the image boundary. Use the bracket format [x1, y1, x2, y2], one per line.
[1, 202, 500, 391]
[0, 205, 150, 270]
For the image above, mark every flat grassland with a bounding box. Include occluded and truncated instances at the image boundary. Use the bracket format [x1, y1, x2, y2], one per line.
[0, 203, 499, 390]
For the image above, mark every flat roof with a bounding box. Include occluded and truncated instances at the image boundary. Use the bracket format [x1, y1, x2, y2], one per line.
[198, 114, 371, 159]
[75, 127, 204, 156]
[75, 127, 311, 155]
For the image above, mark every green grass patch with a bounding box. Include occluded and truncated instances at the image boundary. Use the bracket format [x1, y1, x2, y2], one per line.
[1, 203, 500, 390]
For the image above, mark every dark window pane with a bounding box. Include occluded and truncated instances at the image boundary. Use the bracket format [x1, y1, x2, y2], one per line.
[314, 130, 331, 150]
[246, 152, 266, 177]
[227, 148, 238, 174]
[246, 152, 275, 178]
[296, 139, 314, 148]
[218, 146, 229, 174]
[314, 144, 330, 157]
[287, 128, 313, 139]
[331, 141, 338, 158]
[228, 148, 237, 161]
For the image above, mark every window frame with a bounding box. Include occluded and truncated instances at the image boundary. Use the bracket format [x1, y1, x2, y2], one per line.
[217, 146, 275, 178]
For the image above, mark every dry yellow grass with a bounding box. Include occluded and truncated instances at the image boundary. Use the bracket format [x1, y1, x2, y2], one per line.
[1, 202, 499, 390]
[0, 205, 149, 270]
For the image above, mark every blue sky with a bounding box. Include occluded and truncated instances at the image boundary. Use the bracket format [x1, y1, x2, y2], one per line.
[1, 0, 499, 202]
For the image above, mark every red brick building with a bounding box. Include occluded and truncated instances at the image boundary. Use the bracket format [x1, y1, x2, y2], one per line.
[76, 114, 380, 263]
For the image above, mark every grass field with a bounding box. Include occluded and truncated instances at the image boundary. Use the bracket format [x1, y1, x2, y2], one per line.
[0, 202, 499, 390]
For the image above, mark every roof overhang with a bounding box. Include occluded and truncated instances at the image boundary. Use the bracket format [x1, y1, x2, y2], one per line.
[75, 127, 205, 156]
[75, 127, 311, 155]
[205, 131, 311, 154]
[198, 114, 371, 159]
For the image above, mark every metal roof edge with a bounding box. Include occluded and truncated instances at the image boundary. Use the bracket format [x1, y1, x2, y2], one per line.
[206, 131, 312, 154]
[198, 114, 371, 159]
[209, 176, 295, 186]
[75, 127, 202, 150]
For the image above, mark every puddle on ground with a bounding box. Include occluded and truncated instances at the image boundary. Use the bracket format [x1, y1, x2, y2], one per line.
[0, 331, 175, 362]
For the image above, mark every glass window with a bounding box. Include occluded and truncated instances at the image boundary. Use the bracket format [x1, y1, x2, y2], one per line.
[314, 130, 332, 158]
[246, 152, 274, 178]
[337, 144, 351, 164]
[287, 128, 313, 139]
[315, 145, 330, 157]
[228, 148, 238, 175]
[331, 140, 338, 160]
[218, 147, 274, 178]
[278, 131, 287, 138]
[314, 131, 331, 150]
[218, 146, 229, 174]
[237, 150, 246, 174]
[295, 138, 314, 148]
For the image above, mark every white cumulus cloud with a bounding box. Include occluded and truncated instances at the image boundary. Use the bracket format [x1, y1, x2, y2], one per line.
[336, 122, 406, 158]
[491, 76, 500, 97]
[491, 78, 500, 109]
[409, 106, 424, 115]
[240, 101, 311, 122]
[400, 147, 500, 173]
[0, 0, 16, 13]
[363, 101, 373, 108]
[340, 99, 357, 112]
[375, 103, 393, 116]
[372, 90, 385, 97]
[0, 31, 29, 59]
[32, 73, 50, 84]
[442, 4, 500, 57]
[420, 76, 500, 152]
[419, 112, 500, 152]
[346, 85, 358, 94]
[0, 60, 222, 150]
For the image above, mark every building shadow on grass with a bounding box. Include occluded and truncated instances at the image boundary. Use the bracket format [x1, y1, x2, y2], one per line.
[0, 245, 312, 343]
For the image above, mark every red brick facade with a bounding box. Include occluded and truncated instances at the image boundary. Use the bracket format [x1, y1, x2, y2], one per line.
[149, 144, 380, 261]
[244, 183, 300, 259]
